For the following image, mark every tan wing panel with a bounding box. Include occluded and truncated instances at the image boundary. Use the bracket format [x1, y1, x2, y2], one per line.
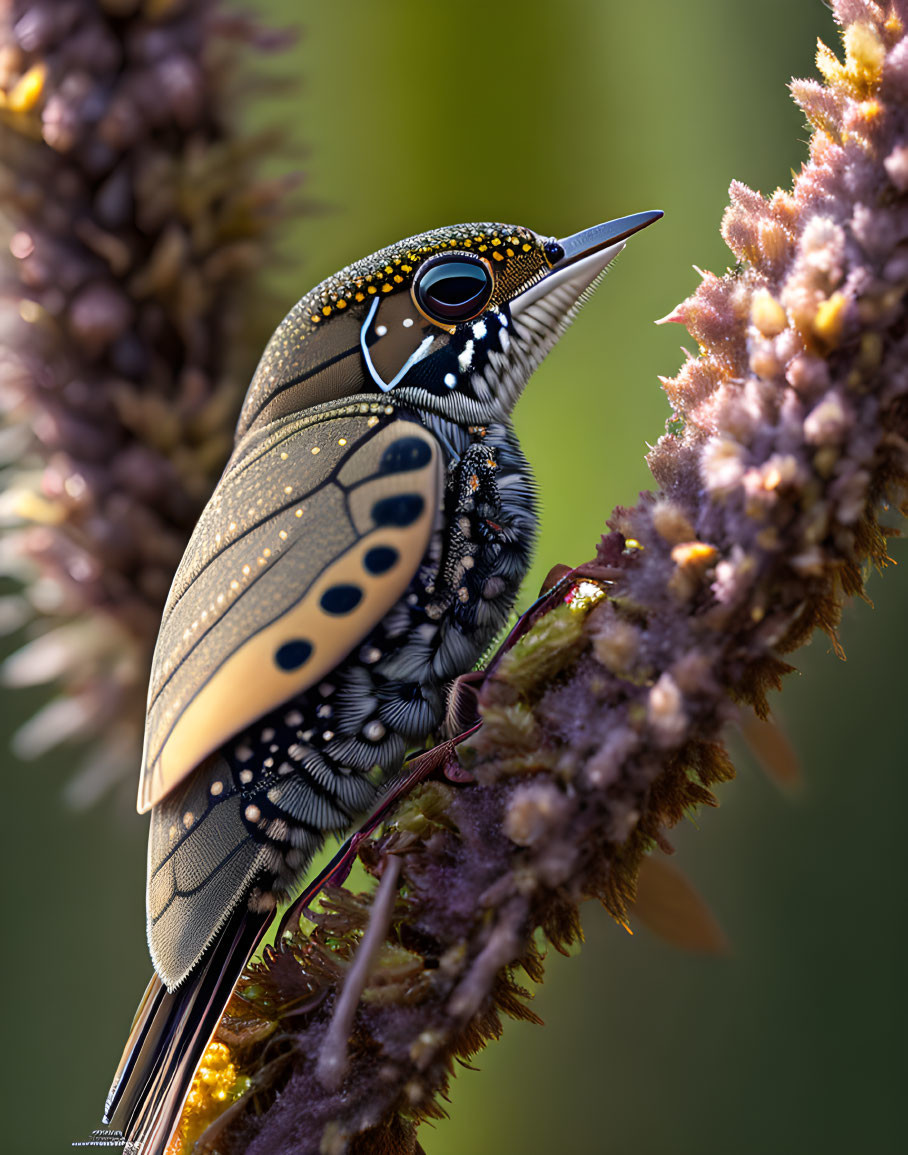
[138, 411, 441, 813]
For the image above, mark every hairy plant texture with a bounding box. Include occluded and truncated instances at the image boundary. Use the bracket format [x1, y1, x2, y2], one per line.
[169, 3, 907, 1152]
[0, 0, 296, 804]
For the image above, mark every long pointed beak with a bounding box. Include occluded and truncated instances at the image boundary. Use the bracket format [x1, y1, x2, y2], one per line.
[510, 209, 663, 320]
[550, 210, 663, 269]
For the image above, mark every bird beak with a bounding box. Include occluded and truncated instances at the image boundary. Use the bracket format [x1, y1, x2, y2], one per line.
[510, 209, 663, 319]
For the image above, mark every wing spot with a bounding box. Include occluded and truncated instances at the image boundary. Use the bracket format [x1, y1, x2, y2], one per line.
[275, 638, 314, 670]
[338, 437, 348, 446]
[245, 804, 262, 823]
[235, 744, 252, 762]
[322, 730, 335, 741]
[320, 583, 363, 614]
[363, 545, 399, 575]
[363, 720, 386, 741]
[239, 769, 254, 785]
[182, 811, 194, 828]
[279, 530, 288, 540]
[379, 436, 433, 474]
[311, 446, 321, 455]
[295, 509, 304, 518]
[210, 780, 223, 796]
[371, 493, 425, 527]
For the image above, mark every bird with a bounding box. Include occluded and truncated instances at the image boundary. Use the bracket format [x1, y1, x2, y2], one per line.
[100, 209, 662, 1152]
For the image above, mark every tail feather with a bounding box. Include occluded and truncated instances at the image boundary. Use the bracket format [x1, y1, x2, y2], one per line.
[103, 903, 273, 1152]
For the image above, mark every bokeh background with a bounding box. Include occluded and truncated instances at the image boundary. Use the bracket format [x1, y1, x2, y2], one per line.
[2, 1, 905, 1151]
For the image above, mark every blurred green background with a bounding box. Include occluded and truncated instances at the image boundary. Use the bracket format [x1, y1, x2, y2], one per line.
[3, 1, 905, 1151]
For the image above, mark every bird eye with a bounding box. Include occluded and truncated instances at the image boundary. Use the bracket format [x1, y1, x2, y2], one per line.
[413, 254, 494, 324]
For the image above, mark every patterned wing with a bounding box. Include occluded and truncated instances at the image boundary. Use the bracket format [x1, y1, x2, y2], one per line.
[138, 403, 441, 813]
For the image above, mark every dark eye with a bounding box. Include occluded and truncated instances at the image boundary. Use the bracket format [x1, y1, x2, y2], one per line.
[413, 254, 494, 323]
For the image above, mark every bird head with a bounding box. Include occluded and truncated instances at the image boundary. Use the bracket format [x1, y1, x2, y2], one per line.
[237, 210, 662, 436]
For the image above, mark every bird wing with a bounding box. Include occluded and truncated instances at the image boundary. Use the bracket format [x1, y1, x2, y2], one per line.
[138, 404, 441, 812]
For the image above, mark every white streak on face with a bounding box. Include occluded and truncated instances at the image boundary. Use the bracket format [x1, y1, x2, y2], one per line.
[472, 319, 487, 339]
[444, 372, 457, 388]
[458, 339, 474, 372]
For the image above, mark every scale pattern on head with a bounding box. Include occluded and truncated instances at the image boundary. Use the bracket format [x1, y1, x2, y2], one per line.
[236, 222, 554, 437]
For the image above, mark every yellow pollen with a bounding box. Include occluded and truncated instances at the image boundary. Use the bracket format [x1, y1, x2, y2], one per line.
[671, 541, 717, 567]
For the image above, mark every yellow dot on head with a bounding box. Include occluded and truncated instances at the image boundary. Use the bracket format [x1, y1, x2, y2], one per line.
[492, 250, 504, 261]
[393, 274, 403, 283]
[355, 292, 365, 302]
[338, 437, 347, 445]
[336, 298, 347, 308]
[322, 305, 332, 316]
[522, 243, 532, 252]
[310, 314, 320, 323]
[506, 248, 514, 257]
[311, 445, 320, 454]
[401, 264, 412, 273]
[478, 244, 488, 252]
[491, 237, 501, 246]
[385, 265, 393, 274]
[463, 238, 472, 247]
[381, 282, 392, 292]
[367, 285, 377, 294]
